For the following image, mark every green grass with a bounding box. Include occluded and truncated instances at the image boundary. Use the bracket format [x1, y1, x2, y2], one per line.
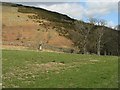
[2, 50, 118, 88]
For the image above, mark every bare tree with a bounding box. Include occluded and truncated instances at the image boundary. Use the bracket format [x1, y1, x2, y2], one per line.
[82, 24, 91, 54]
[96, 19, 107, 55]
[74, 19, 95, 54]
[88, 18, 107, 55]
[88, 17, 98, 25]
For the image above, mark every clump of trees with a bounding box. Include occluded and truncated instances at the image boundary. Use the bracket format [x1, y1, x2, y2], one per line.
[74, 18, 118, 56]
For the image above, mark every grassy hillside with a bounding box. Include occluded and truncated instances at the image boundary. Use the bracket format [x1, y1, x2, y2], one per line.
[2, 2, 75, 51]
[2, 50, 118, 88]
[2, 2, 119, 55]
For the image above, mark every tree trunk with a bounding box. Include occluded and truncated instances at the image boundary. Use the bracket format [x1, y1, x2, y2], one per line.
[97, 27, 104, 56]
[83, 36, 87, 54]
[97, 45, 100, 55]
[83, 44, 87, 54]
[82, 29, 91, 54]
[97, 36, 101, 56]
[104, 50, 106, 56]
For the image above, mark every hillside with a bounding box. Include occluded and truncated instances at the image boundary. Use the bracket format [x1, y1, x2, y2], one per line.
[2, 2, 119, 55]
[2, 2, 76, 52]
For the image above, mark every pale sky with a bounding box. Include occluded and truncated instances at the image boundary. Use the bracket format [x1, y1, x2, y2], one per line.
[13, 0, 119, 28]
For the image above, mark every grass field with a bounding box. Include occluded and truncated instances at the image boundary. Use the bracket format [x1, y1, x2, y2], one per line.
[2, 50, 118, 88]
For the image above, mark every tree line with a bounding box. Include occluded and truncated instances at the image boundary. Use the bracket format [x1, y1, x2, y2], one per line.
[74, 18, 119, 56]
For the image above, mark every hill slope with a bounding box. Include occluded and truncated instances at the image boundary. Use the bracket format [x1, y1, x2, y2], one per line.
[2, 2, 75, 51]
[2, 2, 119, 55]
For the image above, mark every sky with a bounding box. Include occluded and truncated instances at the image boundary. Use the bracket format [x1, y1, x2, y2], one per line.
[14, 0, 119, 28]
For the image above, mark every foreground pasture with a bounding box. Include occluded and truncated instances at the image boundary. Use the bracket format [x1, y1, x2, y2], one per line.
[2, 50, 118, 88]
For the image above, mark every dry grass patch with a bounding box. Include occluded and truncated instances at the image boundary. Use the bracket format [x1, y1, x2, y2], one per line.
[26, 62, 65, 72]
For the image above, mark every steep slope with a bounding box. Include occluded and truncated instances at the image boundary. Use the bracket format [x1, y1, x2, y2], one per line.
[2, 2, 75, 52]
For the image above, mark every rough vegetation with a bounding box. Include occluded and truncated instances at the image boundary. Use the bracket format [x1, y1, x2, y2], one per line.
[2, 2, 119, 56]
